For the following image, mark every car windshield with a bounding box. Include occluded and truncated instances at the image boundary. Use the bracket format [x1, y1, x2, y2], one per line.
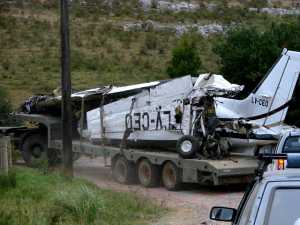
[266, 188, 300, 225]
[283, 136, 300, 153]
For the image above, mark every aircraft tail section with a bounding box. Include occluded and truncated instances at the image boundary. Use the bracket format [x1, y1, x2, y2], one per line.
[216, 49, 300, 126]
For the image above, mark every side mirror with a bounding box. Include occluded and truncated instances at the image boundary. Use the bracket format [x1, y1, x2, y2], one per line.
[210, 207, 236, 222]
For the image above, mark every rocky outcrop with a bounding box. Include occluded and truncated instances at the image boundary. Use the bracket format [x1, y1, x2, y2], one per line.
[156, 1, 200, 12]
[249, 7, 300, 15]
[123, 20, 226, 37]
[138, 0, 200, 12]
[175, 23, 225, 37]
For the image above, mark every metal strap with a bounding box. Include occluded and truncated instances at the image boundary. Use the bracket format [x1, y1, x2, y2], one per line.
[120, 98, 136, 153]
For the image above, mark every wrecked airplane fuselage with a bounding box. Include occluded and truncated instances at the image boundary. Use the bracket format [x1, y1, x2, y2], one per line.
[85, 74, 248, 159]
[19, 49, 300, 159]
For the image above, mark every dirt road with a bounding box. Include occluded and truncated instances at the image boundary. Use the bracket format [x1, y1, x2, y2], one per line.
[74, 156, 244, 225]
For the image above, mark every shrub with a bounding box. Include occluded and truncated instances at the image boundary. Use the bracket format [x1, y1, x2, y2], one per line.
[214, 22, 300, 91]
[213, 26, 279, 93]
[246, 0, 268, 8]
[0, 171, 17, 189]
[167, 34, 202, 78]
[53, 185, 104, 224]
[144, 33, 158, 50]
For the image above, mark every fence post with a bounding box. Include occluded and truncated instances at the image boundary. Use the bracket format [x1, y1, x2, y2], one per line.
[0, 135, 11, 174]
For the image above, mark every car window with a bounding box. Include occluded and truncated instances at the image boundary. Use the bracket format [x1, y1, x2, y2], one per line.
[266, 188, 300, 225]
[283, 136, 300, 153]
[236, 182, 260, 225]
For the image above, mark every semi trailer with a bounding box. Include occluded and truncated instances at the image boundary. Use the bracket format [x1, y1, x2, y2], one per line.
[1, 113, 258, 190]
[3, 49, 300, 189]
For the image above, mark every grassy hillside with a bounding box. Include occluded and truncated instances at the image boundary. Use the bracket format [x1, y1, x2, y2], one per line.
[0, 168, 163, 225]
[0, 1, 297, 106]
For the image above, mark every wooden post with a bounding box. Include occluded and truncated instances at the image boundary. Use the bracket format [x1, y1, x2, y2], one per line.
[8, 136, 12, 167]
[0, 136, 11, 174]
[100, 94, 108, 166]
[60, 0, 73, 177]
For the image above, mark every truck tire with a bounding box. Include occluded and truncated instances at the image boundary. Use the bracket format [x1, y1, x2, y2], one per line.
[176, 135, 199, 159]
[137, 159, 160, 187]
[112, 156, 136, 184]
[21, 133, 47, 166]
[162, 161, 182, 191]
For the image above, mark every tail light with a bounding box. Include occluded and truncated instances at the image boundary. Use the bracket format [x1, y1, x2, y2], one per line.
[277, 159, 285, 170]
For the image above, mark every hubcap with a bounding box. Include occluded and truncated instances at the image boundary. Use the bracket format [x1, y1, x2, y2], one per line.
[181, 140, 192, 153]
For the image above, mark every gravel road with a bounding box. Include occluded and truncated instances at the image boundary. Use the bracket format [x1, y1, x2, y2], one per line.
[74, 156, 244, 225]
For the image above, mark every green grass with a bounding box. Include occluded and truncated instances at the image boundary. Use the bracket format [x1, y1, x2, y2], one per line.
[0, 168, 164, 225]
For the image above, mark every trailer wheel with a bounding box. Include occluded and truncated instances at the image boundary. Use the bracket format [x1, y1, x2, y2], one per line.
[162, 161, 182, 191]
[176, 135, 199, 159]
[112, 156, 136, 184]
[46, 148, 60, 166]
[137, 159, 160, 187]
[21, 133, 47, 165]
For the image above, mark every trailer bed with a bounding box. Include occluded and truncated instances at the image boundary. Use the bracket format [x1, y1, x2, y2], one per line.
[51, 139, 258, 186]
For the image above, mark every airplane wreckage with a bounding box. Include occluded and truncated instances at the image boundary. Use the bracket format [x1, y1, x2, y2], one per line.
[20, 49, 300, 159]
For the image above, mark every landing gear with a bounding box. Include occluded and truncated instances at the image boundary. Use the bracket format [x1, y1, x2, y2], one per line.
[176, 135, 200, 159]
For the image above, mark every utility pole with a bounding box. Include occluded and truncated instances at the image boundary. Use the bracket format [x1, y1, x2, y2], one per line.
[60, 0, 73, 177]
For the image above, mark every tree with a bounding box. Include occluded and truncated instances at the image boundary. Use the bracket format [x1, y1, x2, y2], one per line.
[213, 26, 280, 93]
[0, 88, 12, 126]
[213, 21, 300, 124]
[167, 34, 202, 78]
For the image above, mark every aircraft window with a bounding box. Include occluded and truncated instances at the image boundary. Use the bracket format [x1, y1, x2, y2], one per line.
[283, 136, 300, 153]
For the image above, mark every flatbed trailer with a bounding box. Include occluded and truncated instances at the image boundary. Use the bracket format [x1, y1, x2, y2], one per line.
[4, 113, 258, 190]
[52, 139, 258, 187]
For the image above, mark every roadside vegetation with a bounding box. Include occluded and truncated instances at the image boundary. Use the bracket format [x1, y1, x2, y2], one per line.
[0, 1, 298, 105]
[0, 0, 300, 122]
[0, 168, 163, 225]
